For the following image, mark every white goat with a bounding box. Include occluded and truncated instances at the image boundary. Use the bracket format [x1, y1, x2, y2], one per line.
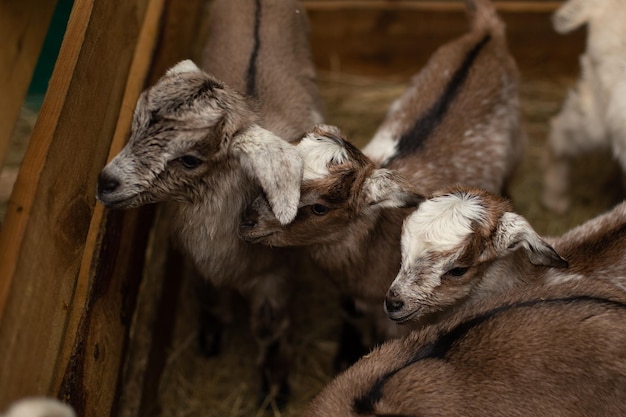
[97, 0, 323, 404]
[240, 0, 524, 367]
[1, 398, 76, 417]
[386, 185, 626, 324]
[542, 0, 626, 212]
[303, 280, 626, 417]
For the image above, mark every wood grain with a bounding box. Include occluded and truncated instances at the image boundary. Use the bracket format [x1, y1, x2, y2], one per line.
[0, 0, 160, 413]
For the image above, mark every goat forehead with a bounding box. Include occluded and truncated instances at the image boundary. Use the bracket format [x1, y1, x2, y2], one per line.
[402, 193, 486, 261]
[298, 132, 349, 181]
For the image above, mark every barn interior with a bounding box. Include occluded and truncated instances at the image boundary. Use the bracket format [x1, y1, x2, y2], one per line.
[0, 1, 623, 417]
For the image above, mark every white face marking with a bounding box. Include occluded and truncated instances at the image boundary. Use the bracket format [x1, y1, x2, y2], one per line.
[401, 193, 486, 266]
[297, 131, 348, 181]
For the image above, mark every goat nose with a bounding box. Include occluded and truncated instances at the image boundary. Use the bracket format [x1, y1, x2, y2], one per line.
[97, 173, 120, 195]
[239, 218, 257, 229]
[240, 206, 259, 229]
[384, 292, 404, 314]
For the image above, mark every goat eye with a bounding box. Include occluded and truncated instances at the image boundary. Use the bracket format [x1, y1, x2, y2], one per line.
[311, 204, 330, 216]
[178, 155, 202, 169]
[445, 267, 469, 277]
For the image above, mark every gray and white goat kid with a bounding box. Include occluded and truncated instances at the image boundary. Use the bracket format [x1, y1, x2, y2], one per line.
[385, 185, 626, 324]
[97, 0, 323, 404]
[542, 0, 626, 212]
[303, 280, 626, 417]
[240, 0, 524, 368]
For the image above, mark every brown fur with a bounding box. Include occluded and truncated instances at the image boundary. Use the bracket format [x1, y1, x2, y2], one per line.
[304, 280, 626, 417]
[96, 0, 323, 403]
[240, 0, 523, 349]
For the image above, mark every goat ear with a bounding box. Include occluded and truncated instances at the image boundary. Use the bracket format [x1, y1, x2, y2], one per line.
[552, 0, 594, 34]
[166, 59, 202, 75]
[233, 125, 303, 225]
[166, 59, 202, 76]
[495, 212, 569, 268]
[362, 169, 424, 208]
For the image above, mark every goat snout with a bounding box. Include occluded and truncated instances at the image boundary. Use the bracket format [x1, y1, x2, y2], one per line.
[239, 207, 259, 230]
[384, 290, 405, 315]
[97, 172, 120, 195]
[239, 217, 258, 230]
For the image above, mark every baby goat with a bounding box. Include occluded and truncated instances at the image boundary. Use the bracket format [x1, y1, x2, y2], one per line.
[97, 0, 323, 404]
[385, 185, 626, 324]
[240, 0, 524, 364]
[542, 0, 626, 212]
[303, 280, 626, 417]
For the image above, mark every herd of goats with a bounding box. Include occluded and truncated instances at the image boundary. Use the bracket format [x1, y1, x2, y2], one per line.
[5, 0, 626, 415]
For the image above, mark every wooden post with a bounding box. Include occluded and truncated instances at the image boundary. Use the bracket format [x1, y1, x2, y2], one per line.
[0, 0, 162, 415]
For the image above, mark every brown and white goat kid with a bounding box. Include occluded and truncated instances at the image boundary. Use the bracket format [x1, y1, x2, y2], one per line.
[96, 0, 323, 403]
[542, 0, 626, 212]
[240, 0, 524, 364]
[303, 281, 626, 417]
[385, 185, 626, 324]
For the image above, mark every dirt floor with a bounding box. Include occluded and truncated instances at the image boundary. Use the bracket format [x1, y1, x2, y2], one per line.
[146, 70, 624, 417]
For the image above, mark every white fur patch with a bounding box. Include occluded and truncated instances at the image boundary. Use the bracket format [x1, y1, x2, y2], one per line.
[166, 59, 201, 76]
[4, 398, 76, 417]
[297, 131, 349, 181]
[546, 271, 585, 285]
[235, 125, 303, 224]
[363, 121, 401, 164]
[402, 193, 486, 263]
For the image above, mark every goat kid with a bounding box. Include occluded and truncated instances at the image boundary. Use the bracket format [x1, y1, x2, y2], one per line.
[386, 185, 626, 324]
[240, 0, 523, 367]
[303, 281, 626, 417]
[542, 0, 626, 212]
[97, 0, 323, 404]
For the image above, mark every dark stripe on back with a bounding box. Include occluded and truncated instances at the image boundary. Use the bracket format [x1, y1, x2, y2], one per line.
[385, 34, 491, 166]
[246, 0, 262, 97]
[353, 295, 626, 415]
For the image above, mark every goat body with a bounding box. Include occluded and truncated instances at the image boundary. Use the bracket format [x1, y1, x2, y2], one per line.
[303, 281, 626, 417]
[386, 185, 626, 324]
[240, 0, 524, 349]
[542, 0, 626, 212]
[97, 0, 323, 403]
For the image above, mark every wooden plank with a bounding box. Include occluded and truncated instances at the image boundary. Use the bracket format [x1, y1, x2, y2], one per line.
[0, 0, 58, 169]
[51, 0, 165, 415]
[302, 0, 563, 13]
[0, 0, 159, 411]
[305, 2, 584, 78]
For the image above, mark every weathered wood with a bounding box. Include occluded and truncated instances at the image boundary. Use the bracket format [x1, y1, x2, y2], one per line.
[0, 0, 161, 413]
[304, 1, 584, 78]
[0, 0, 59, 169]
